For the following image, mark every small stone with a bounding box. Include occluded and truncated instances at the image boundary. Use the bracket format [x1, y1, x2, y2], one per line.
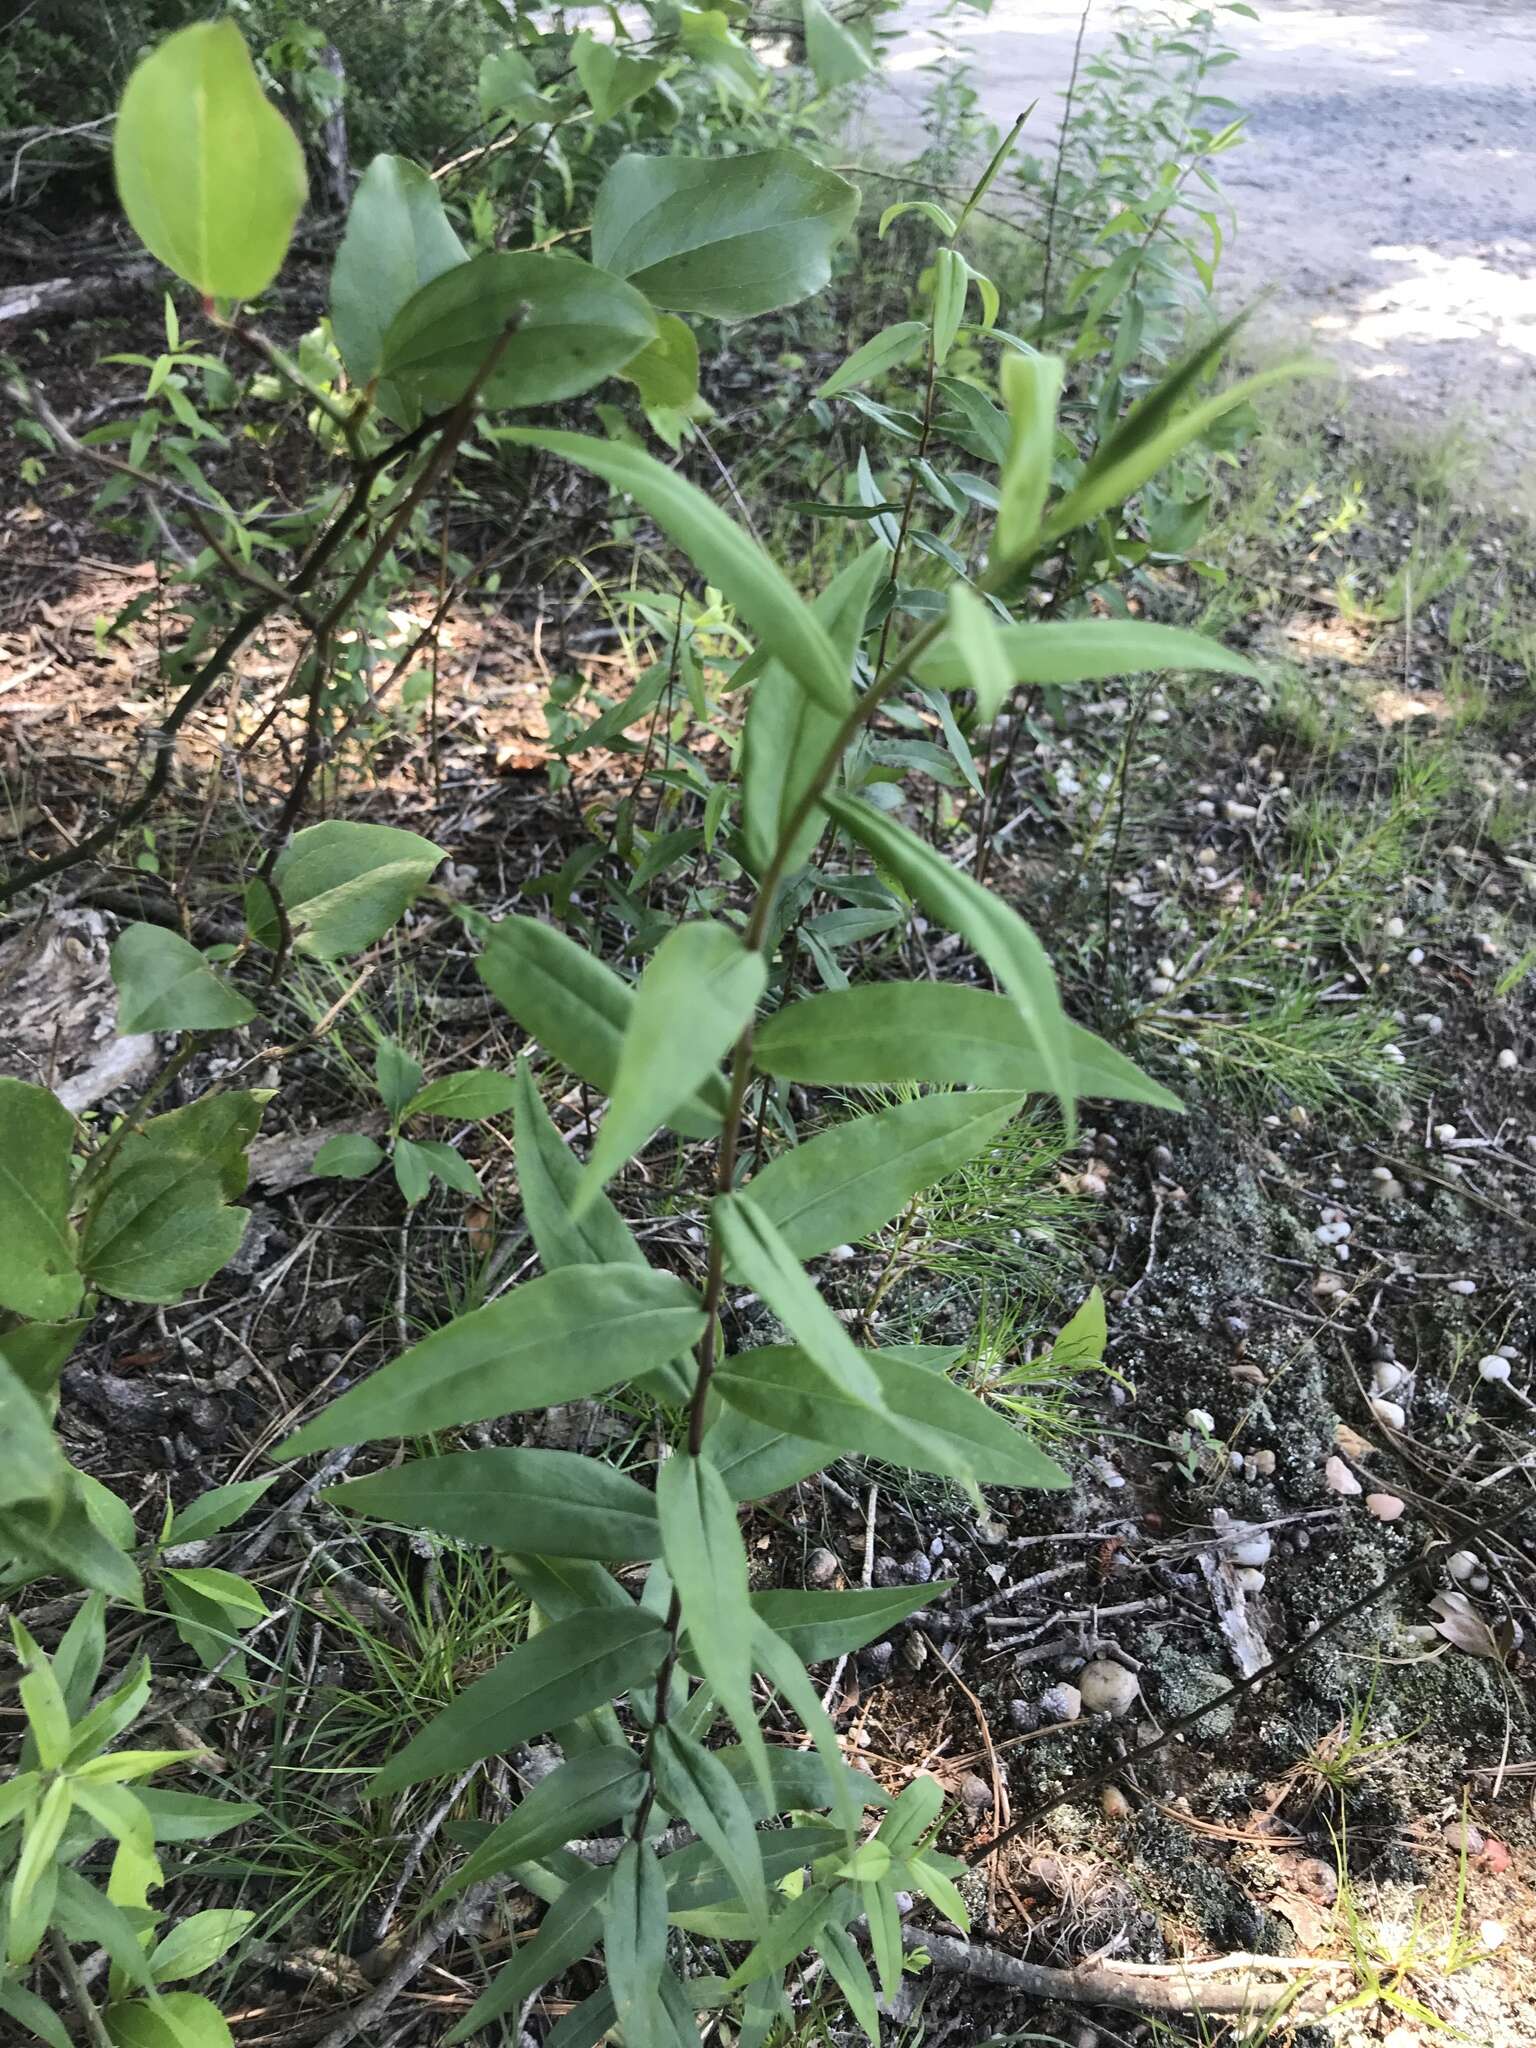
[1479, 1917, 1507, 1950]
[1478, 1354, 1512, 1383]
[1099, 1785, 1132, 1822]
[900, 1630, 929, 1671]
[1373, 1359, 1407, 1394]
[1248, 1448, 1276, 1477]
[958, 1771, 993, 1812]
[1224, 798, 1258, 822]
[1384, 914, 1406, 938]
[1184, 1406, 1215, 1434]
[1078, 1660, 1140, 1717]
[1147, 975, 1175, 997]
[1196, 846, 1218, 868]
[1369, 1397, 1407, 1431]
[1366, 1492, 1406, 1522]
[872, 1555, 902, 1588]
[1407, 946, 1425, 966]
[859, 1639, 895, 1674]
[828, 1243, 856, 1262]
[1235, 1567, 1266, 1592]
[1008, 1697, 1040, 1732]
[1325, 1455, 1362, 1496]
[900, 1549, 933, 1584]
[1038, 1682, 1082, 1725]
[805, 1546, 840, 1588]
[1446, 1278, 1477, 1295]
[1447, 1549, 1480, 1583]
[1381, 1041, 1405, 1065]
[1497, 1048, 1519, 1071]
[1442, 1819, 1484, 1856]
[1226, 1526, 1272, 1568]
[1435, 1122, 1458, 1146]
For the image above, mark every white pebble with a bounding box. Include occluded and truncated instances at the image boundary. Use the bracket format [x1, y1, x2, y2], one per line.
[1373, 1360, 1407, 1395]
[1248, 1449, 1276, 1478]
[1196, 847, 1218, 868]
[1480, 1918, 1507, 1950]
[1224, 799, 1258, 822]
[1227, 1527, 1272, 1568]
[1497, 1048, 1519, 1071]
[1195, 799, 1216, 818]
[1447, 1549, 1480, 1583]
[1078, 1659, 1140, 1717]
[1147, 975, 1175, 997]
[1325, 1456, 1362, 1496]
[1384, 915, 1406, 939]
[1369, 1397, 1406, 1431]
[1235, 1567, 1266, 1592]
[1184, 1407, 1216, 1435]
[1366, 1492, 1406, 1522]
[1381, 1042, 1405, 1066]
[1407, 946, 1425, 966]
[1156, 955, 1176, 978]
[1446, 1278, 1477, 1295]
[1370, 1165, 1395, 1183]
[1434, 1123, 1458, 1145]
[1478, 1355, 1512, 1383]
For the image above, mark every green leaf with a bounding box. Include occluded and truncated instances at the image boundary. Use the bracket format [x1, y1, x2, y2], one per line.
[801, 0, 873, 90]
[476, 916, 726, 1138]
[718, 1343, 1069, 1489]
[819, 1918, 881, 2041]
[914, 616, 1257, 695]
[445, 1863, 612, 2045]
[714, 1743, 889, 1820]
[382, 250, 658, 413]
[754, 984, 1182, 1110]
[576, 921, 765, 1210]
[104, 1993, 234, 2048]
[135, 1790, 258, 1844]
[374, 1039, 424, 1119]
[907, 1853, 970, 1932]
[278, 1263, 705, 1456]
[1046, 1285, 1107, 1371]
[411, 1139, 482, 1199]
[112, 20, 305, 299]
[751, 1584, 942, 1664]
[622, 313, 700, 411]
[878, 199, 957, 239]
[741, 542, 888, 876]
[79, 1157, 245, 1305]
[0, 1978, 73, 2048]
[816, 320, 926, 400]
[942, 583, 1014, 724]
[658, 1451, 769, 1801]
[479, 47, 552, 125]
[327, 1447, 660, 1559]
[703, 1406, 828, 1503]
[876, 1772, 944, 1858]
[312, 1132, 385, 1180]
[163, 1565, 266, 1620]
[148, 1908, 255, 1985]
[0, 1358, 70, 1516]
[164, 1474, 276, 1548]
[724, 1882, 839, 1990]
[931, 247, 967, 368]
[513, 1057, 646, 1270]
[330, 153, 466, 402]
[124, 1091, 267, 1201]
[713, 1192, 885, 1411]
[54, 1593, 108, 1721]
[995, 350, 1064, 564]
[433, 1749, 646, 1903]
[592, 147, 858, 320]
[0, 1078, 81, 1320]
[492, 431, 853, 715]
[0, 1318, 83, 1402]
[574, 31, 666, 120]
[604, 1841, 671, 2048]
[52, 1868, 154, 1990]
[822, 794, 1074, 1131]
[651, 1725, 767, 1918]
[12, 1775, 71, 1951]
[863, 1876, 903, 1999]
[745, 1088, 1022, 1260]
[110, 925, 254, 1035]
[391, 1136, 434, 1206]
[271, 821, 443, 961]
[371, 1606, 668, 1795]
[12, 1618, 69, 1767]
[0, 1490, 142, 1606]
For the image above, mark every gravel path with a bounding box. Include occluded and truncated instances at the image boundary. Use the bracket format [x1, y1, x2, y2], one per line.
[869, 0, 1536, 500]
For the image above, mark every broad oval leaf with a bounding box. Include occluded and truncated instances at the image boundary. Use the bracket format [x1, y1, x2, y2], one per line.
[753, 984, 1183, 1111]
[493, 430, 852, 714]
[822, 794, 1075, 1130]
[914, 617, 1258, 696]
[802, 0, 874, 91]
[312, 1132, 386, 1181]
[622, 313, 700, 411]
[0, 1079, 81, 1321]
[476, 914, 727, 1138]
[433, 1748, 646, 1904]
[79, 1159, 246, 1306]
[279, 1264, 705, 1456]
[576, 921, 765, 1211]
[2, 1364, 74, 1517]
[744, 1088, 1023, 1260]
[147, 1908, 254, 1986]
[402, 1070, 519, 1121]
[330, 153, 466, 400]
[104, 1991, 233, 2048]
[113, 20, 305, 299]
[110, 925, 255, 1036]
[381, 250, 658, 412]
[715, 1344, 1071, 1489]
[592, 147, 859, 321]
[122, 1091, 268, 1202]
[574, 31, 666, 121]
[370, 1606, 668, 1795]
[327, 1447, 661, 1559]
[272, 820, 444, 961]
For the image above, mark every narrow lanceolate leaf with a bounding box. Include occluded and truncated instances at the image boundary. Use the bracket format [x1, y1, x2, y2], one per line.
[914, 617, 1257, 695]
[745, 1618, 864, 1835]
[278, 1265, 705, 1456]
[445, 1863, 613, 2045]
[753, 983, 1183, 1111]
[864, 1876, 904, 2000]
[658, 1452, 770, 1801]
[724, 1883, 840, 1991]
[110, 924, 255, 1035]
[741, 543, 889, 876]
[995, 349, 1064, 564]
[514, 1058, 645, 1269]
[603, 1842, 671, 2048]
[382, 250, 658, 412]
[820, 1919, 882, 2042]
[113, 20, 306, 299]
[943, 584, 1014, 724]
[744, 1089, 1022, 1260]
[575, 922, 765, 1212]
[703, 1405, 829, 1503]
[751, 1585, 944, 1665]
[0, 1079, 81, 1321]
[876, 1772, 944, 1858]
[327, 1447, 660, 1559]
[712, 1193, 885, 1412]
[492, 431, 853, 714]
[369, 1607, 668, 1795]
[591, 147, 859, 322]
[477, 916, 726, 1138]
[815, 321, 926, 400]
[822, 794, 1075, 1131]
[716, 1344, 1070, 1490]
[330, 152, 466, 397]
[402, 1070, 519, 1121]
[651, 1726, 767, 1918]
[931, 247, 967, 367]
[433, 1750, 646, 1904]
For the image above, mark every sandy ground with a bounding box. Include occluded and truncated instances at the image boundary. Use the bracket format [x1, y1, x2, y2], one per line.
[866, 0, 1536, 502]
